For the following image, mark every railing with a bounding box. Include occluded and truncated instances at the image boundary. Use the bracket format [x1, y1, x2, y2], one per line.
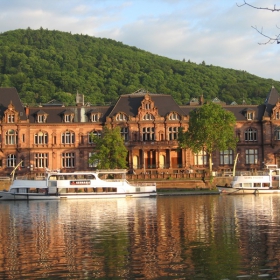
[0, 176, 11, 181]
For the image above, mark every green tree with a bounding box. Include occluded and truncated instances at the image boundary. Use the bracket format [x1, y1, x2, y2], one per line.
[178, 102, 238, 173]
[89, 126, 128, 169]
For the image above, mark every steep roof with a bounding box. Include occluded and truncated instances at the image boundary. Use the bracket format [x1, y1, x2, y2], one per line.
[263, 86, 280, 118]
[0, 88, 27, 120]
[28, 105, 112, 123]
[108, 92, 185, 117]
[180, 104, 265, 121]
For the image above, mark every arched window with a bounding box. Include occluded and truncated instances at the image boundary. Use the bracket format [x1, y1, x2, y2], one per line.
[116, 113, 127, 121]
[34, 131, 48, 144]
[8, 114, 15, 123]
[143, 113, 154, 120]
[244, 128, 257, 141]
[62, 131, 75, 144]
[169, 113, 180, 120]
[88, 131, 101, 143]
[5, 130, 17, 145]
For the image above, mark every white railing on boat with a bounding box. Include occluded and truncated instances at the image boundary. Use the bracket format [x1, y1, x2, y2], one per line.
[0, 176, 11, 181]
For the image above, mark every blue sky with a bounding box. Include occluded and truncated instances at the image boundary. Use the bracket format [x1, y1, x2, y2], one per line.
[0, 0, 279, 81]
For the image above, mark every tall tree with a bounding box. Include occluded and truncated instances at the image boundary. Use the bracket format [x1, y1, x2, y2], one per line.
[89, 126, 128, 169]
[178, 102, 238, 173]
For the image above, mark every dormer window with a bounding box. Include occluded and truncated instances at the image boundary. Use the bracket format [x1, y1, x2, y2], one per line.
[116, 113, 127, 121]
[244, 108, 255, 120]
[145, 103, 151, 110]
[4, 101, 19, 123]
[90, 113, 99, 122]
[62, 110, 74, 123]
[143, 113, 154, 120]
[36, 111, 48, 123]
[247, 112, 254, 120]
[65, 115, 71, 122]
[8, 114, 15, 123]
[38, 115, 44, 123]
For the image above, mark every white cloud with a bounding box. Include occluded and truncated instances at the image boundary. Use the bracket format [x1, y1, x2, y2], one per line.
[0, 0, 279, 80]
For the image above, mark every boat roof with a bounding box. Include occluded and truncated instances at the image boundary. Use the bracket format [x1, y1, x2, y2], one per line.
[47, 169, 128, 175]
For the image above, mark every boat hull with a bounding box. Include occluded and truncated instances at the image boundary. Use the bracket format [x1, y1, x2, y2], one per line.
[0, 191, 157, 200]
[217, 186, 280, 194]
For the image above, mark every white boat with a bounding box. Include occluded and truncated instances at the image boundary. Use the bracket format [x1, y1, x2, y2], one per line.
[0, 169, 157, 200]
[217, 164, 280, 194]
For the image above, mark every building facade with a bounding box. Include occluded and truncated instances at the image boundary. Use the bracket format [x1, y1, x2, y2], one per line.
[1, 87, 280, 177]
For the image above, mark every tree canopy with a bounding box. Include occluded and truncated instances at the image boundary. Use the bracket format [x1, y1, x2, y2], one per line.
[178, 103, 238, 173]
[89, 126, 128, 169]
[0, 28, 279, 106]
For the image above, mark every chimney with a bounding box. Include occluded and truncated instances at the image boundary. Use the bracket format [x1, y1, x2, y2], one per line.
[25, 106, 29, 118]
[199, 95, 204, 105]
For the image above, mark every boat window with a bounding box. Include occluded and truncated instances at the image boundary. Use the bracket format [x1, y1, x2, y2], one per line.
[253, 183, 261, 188]
[244, 183, 252, 188]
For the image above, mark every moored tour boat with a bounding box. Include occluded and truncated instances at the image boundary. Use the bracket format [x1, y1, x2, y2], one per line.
[217, 164, 280, 194]
[0, 169, 157, 200]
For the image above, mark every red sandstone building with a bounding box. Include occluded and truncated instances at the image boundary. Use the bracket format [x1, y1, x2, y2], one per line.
[1, 86, 280, 177]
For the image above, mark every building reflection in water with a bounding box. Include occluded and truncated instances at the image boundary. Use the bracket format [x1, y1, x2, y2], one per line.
[1, 195, 280, 279]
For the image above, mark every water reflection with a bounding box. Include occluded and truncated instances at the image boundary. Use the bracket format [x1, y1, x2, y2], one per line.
[0, 195, 280, 279]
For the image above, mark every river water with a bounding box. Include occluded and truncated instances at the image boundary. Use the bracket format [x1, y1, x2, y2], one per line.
[0, 195, 280, 279]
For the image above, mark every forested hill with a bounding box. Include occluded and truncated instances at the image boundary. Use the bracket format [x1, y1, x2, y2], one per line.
[0, 28, 279, 106]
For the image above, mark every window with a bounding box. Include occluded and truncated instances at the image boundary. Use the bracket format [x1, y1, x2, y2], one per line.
[116, 113, 127, 121]
[34, 131, 48, 144]
[169, 127, 179, 140]
[8, 114, 15, 123]
[143, 113, 154, 120]
[7, 154, 16, 167]
[121, 127, 128, 141]
[145, 103, 151, 110]
[37, 115, 46, 123]
[64, 115, 71, 122]
[246, 149, 258, 164]
[91, 113, 99, 122]
[169, 113, 180, 120]
[276, 128, 280, 140]
[244, 128, 257, 141]
[62, 131, 75, 144]
[247, 112, 254, 120]
[220, 150, 233, 165]
[5, 130, 17, 145]
[22, 134, 25, 143]
[35, 153, 48, 168]
[142, 127, 154, 141]
[195, 150, 207, 166]
[88, 131, 101, 143]
[276, 112, 280, 120]
[62, 152, 75, 168]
